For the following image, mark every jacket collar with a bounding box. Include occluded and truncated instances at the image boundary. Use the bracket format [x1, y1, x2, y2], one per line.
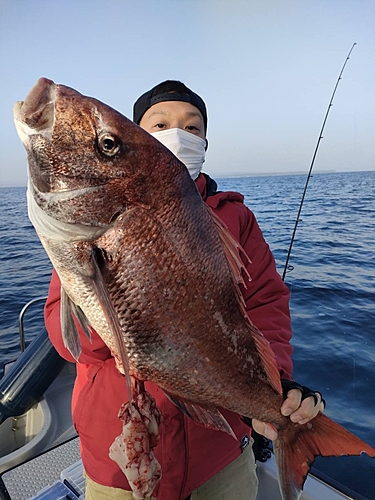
[195, 173, 244, 208]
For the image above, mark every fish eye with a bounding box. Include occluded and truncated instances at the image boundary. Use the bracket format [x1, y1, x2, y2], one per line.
[98, 133, 121, 157]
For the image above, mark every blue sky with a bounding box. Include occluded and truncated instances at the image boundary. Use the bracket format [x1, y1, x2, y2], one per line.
[0, 0, 374, 186]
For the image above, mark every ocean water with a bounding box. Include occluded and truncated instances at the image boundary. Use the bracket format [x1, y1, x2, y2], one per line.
[1, 170, 374, 498]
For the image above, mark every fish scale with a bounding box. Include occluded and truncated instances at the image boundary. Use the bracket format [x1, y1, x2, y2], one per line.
[95, 208, 261, 406]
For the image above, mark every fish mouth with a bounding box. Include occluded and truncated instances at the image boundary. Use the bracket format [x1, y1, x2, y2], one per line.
[13, 77, 56, 143]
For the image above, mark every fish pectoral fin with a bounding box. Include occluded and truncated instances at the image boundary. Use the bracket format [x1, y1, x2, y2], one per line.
[164, 392, 237, 439]
[90, 247, 133, 406]
[71, 302, 92, 343]
[61, 287, 83, 360]
[274, 412, 375, 500]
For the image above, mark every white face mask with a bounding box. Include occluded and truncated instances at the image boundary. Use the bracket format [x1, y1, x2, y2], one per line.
[151, 128, 206, 180]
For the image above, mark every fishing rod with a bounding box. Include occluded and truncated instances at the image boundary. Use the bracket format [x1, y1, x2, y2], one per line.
[282, 42, 357, 282]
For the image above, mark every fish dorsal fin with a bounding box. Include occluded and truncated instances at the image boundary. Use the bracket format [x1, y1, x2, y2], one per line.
[249, 321, 282, 395]
[206, 205, 252, 289]
[207, 205, 282, 396]
[164, 392, 236, 439]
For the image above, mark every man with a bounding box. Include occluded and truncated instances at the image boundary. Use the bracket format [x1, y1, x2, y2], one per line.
[45, 80, 324, 499]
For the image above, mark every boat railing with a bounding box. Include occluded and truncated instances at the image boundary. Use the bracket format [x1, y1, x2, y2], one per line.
[18, 297, 48, 352]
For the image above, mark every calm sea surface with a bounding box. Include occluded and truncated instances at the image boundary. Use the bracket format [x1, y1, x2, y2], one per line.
[1, 170, 374, 498]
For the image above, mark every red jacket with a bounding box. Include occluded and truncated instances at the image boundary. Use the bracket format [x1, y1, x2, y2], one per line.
[45, 173, 293, 499]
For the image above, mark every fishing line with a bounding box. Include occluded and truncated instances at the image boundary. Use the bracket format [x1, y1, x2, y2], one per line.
[282, 42, 357, 281]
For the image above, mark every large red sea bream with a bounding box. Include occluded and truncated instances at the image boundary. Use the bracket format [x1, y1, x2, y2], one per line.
[13, 78, 375, 500]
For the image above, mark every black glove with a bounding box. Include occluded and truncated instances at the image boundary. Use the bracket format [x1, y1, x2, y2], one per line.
[281, 379, 326, 408]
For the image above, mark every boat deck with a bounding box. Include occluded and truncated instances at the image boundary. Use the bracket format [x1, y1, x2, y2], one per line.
[1, 435, 355, 500]
[0, 438, 82, 500]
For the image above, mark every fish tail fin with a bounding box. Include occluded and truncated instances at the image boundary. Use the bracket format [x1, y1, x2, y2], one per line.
[274, 412, 375, 500]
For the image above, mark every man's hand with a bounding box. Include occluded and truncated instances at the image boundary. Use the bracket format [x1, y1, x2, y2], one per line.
[252, 389, 325, 441]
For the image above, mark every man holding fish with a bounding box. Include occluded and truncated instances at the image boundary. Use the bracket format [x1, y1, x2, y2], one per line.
[43, 80, 324, 499]
[15, 77, 373, 500]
